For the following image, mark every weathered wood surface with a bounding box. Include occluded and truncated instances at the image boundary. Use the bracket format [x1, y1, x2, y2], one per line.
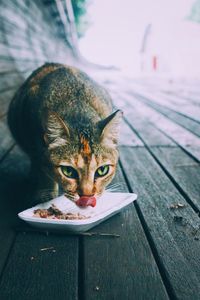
[0, 233, 79, 300]
[120, 147, 200, 299]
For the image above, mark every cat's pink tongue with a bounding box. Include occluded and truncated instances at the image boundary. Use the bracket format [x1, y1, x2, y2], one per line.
[76, 196, 96, 208]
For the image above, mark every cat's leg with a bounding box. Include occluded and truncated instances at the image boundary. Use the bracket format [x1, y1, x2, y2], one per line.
[27, 160, 59, 205]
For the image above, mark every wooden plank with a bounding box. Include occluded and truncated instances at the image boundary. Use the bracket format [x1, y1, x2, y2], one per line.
[0, 56, 43, 64]
[0, 145, 29, 224]
[0, 88, 18, 117]
[120, 146, 200, 299]
[82, 166, 169, 300]
[150, 91, 200, 122]
[0, 30, 4, 43]
[132, 91, 200, 138]
[171, 89, 200, 107]
[0, 73, 24, 91]
[123, 95, 200, 161]
[0, 60, 16, 73]
[0, 59, 36, 73]
[119, 119, 143, 146]
[0, 145, 29, 276]
[116, 92, 200, 213]
[1, 46, 38, 61]
[1, 3, 51, 38]
[2, 38, 35, 50]
[120, 96, 200, 212]
[109, 80, 200, 135]
[9, 0, 51, 34]
[0, 232, 79, 300]
[0, 228, 15, 277]
[108, 89, 175, 147]
[151, 146, 200, 212]
[130, 82, 200, 122]
[107, 93, 173, 148]
[0, 117, 14, 161]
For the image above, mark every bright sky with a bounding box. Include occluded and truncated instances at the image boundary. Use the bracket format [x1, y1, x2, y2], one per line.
[79, 0, 199, 77]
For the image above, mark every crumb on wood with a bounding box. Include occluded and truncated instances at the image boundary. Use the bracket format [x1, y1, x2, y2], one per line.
[30, 256, 35, 260]
[95, 286, 100, 291]
[170, 203, 186, 210]
[40, 246, 55, 251]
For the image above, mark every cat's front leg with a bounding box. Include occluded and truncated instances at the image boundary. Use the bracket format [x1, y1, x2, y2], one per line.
[27, 161, 59, 205]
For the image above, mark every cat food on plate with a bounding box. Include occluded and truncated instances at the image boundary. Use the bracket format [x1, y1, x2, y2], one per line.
[76, 196, 96, 207]
[34, 204, 89, 220]
[18, 192, 137, 232]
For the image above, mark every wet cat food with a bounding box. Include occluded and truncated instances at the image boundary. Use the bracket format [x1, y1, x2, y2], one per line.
[33, 204, 89, 220]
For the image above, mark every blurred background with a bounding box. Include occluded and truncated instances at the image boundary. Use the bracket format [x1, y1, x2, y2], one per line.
[79, 0, 200, 79]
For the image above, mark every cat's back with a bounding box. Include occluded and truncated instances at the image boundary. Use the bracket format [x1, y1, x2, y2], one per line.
[8, 63, 113, 151]
[29, 63, 112, 117]
[10, 63, 113, 119]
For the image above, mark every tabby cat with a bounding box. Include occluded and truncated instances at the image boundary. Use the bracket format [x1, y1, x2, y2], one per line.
[8, 63, 122, 206]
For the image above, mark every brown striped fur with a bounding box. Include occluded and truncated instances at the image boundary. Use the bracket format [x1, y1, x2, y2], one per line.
[8, 63, 122, 204]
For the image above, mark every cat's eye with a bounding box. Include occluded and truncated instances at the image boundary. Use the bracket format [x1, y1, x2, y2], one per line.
[60, 166, 78, 179]
[95, 165, 110, 178]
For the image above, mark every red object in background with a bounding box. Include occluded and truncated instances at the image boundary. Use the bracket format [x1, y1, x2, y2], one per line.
[76, 196, 97, 208]
[153, 56, 157, 71]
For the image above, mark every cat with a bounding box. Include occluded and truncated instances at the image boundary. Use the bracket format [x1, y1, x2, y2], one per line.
[8, 63, 122, 206]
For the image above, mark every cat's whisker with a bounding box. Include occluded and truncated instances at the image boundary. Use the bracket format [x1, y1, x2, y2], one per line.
[106, 188, 121, 193]
[64, 191, 75, 197]
[106, 183, 123, 191]
[106, 186, 121, 191]
[64, 191, 76, 200]
[44, 172, 56, 183]
[37, 188, 55, 194]
[107, 182, 123, 188]
[106, 184, 124, 191]
[34, 188, 59, 202]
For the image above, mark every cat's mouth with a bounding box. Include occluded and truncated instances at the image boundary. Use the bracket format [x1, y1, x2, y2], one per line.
[64, 192, 101, 208]
[76, 196, 96, 207]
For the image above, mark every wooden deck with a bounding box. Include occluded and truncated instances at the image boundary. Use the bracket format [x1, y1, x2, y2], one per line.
[0, 75, 200, 299]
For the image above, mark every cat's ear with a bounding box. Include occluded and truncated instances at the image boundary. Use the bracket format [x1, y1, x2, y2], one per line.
[43, 111, 70, 148]
[98, 110, 123, 147]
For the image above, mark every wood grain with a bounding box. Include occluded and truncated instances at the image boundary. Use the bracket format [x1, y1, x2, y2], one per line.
[120, 146, 200, 299]
[0, 145, 29, 276]
[0, 117, 15, 161]
[132, 91, 200, 137]
[151, 146, 200, 212]
[123, 95, 200, 161]
[0, 232, 79, 300]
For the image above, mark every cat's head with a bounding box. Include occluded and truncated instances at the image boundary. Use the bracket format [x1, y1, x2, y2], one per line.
[43, 110, 122, 202]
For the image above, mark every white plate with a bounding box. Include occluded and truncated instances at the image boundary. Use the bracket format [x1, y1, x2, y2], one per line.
[18, 192, 137, 232]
